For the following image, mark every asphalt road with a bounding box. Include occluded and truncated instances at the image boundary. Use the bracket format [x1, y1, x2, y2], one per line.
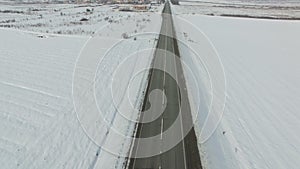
[127, 2, 203, 169]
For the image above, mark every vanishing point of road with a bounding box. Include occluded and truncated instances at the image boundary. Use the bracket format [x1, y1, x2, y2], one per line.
[127, 1, 203, 169]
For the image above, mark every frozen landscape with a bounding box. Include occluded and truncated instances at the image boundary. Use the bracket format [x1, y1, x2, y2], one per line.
[0, 0, 300, 168]
[0, 1, 163, 169]
[0, 2, 162, 35]
[172, 2, 300, 169]
[177, 0, 300, 19]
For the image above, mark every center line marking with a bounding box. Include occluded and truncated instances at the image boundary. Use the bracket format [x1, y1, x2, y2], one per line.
[161, 118, 164, 140]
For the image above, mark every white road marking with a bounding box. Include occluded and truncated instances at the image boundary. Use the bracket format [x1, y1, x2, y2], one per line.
[161, 118, 164, 140]
[162, 16, 167, 106]
[131, 121, 143, 168]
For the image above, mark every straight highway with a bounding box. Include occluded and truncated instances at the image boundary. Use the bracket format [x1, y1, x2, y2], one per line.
[127, 2, 203, 169]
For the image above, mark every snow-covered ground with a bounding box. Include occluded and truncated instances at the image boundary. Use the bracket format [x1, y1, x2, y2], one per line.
[0, 3, 162, 169]
[0, 3, 162, 35]
[172, 4, 300, 169]
[176, 0, 300, 19]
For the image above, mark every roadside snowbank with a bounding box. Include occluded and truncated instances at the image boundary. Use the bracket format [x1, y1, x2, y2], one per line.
[172, 6, 300, 169]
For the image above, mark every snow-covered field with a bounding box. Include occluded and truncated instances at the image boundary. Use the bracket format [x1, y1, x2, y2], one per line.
[172, 4, 300, 169]
[176, 0, 300, 19]
[0, 2, 162, 35]
[0, 3, 162, 169]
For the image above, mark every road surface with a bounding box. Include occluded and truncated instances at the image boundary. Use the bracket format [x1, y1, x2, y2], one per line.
[127, 2, 203, 169]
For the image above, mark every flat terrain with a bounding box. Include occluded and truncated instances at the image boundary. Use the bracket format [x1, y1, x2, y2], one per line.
[176, 0, 300, 20]
[172, 5, 300, 169]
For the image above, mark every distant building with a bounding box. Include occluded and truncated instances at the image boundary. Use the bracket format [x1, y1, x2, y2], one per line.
[132, 4, 148, 11]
